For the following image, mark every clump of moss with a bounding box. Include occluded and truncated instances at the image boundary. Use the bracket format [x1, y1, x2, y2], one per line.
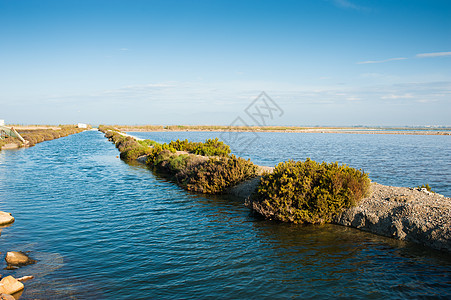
[247, 159, 371, 224]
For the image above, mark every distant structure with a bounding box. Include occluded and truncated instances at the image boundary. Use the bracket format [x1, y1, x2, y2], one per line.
[0, 125, 26, 143]
[0, 120, 4, 126]
[77, 123, 88, 129]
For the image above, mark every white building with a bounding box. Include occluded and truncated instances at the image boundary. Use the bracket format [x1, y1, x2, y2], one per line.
[0, 120, 4, 126]
[77, 123, 88, 128]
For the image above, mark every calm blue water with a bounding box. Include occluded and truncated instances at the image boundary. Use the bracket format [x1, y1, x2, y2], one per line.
[0, 130, 449, 299]
[131, 131, 451, 196]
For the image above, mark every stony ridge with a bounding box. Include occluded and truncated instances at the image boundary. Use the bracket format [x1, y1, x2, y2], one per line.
[333, 183, 450, 251]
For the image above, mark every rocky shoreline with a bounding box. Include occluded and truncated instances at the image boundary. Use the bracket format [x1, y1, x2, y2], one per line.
[0, 211, 35, 299]
[231, 179, 451, 252]
[333, 183, 450, 252]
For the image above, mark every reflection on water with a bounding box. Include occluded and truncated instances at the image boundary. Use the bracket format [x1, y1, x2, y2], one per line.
[0, 131, 449, 299]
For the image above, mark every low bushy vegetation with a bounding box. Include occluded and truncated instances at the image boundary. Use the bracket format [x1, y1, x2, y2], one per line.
[17, 126, 86, 146]
[168, 138, 231, 156]
[182, 155, 257, 193]
[102, 130, 153, 161]
[101, 126, 257, 194]
[417, 183, 434, 193]
[147, 151, 257, 193]
[248, 159, 371, 224]
[0, 137, 20, 150]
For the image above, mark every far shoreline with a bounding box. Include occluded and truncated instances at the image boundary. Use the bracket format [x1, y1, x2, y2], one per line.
[113, 125, 451, 136]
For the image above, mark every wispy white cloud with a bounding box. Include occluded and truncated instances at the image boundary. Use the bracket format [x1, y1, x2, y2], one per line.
[346, 96, 361, 101]
[416, 99, 438, 103]
[416, 51, 451, 58]
[381, 93, 414, 100]
[359, 51, 451, 65]
[357, 57, 407, 64]
[119, 48, 129, 51]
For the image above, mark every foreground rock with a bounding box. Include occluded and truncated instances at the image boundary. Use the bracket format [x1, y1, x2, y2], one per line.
[0, 293, 15, 300]
[5, 252, 36, 266]
[0, 276, 24, 295]
[334, 183, 451, 252]
[0, 212, 14, 226]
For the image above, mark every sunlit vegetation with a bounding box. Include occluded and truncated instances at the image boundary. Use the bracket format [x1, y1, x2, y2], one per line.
[247, 159, 371, 224]
[181, 155, 257, 193]
[18, 125, 88, 146]
[1, 125, 88, 150]
[100, 126, 372, 220]
[0, 136, 21, 150]
[100, 125, 258, 194]
[168, 138, 231, 157]
[417, 183, 434, 193]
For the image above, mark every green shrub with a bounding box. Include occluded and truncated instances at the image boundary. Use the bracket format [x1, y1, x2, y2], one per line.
[417, 183, 434, 193]
[181, 155, 258, 194]
[138, 139, 159, 147]
[169, 139, 195, 152]
[120, 145, 152, 160]
[102, 129, 154, 161]
[248, 158, 371, 224]
[102, 129, 255, 194]
[168, 138, 231, 157]
[145, 143, 176, 164]
[194, 138, 231, 156]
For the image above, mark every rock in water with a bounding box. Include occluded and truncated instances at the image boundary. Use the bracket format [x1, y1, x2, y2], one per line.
[0, 293, 15, 300]
[0, 276, 24, 295]
[5, 252, 36, 266]
[0, 212, 14, 226]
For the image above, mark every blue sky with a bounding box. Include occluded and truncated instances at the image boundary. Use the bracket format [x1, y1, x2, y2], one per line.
[1, 0, 450, 126]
